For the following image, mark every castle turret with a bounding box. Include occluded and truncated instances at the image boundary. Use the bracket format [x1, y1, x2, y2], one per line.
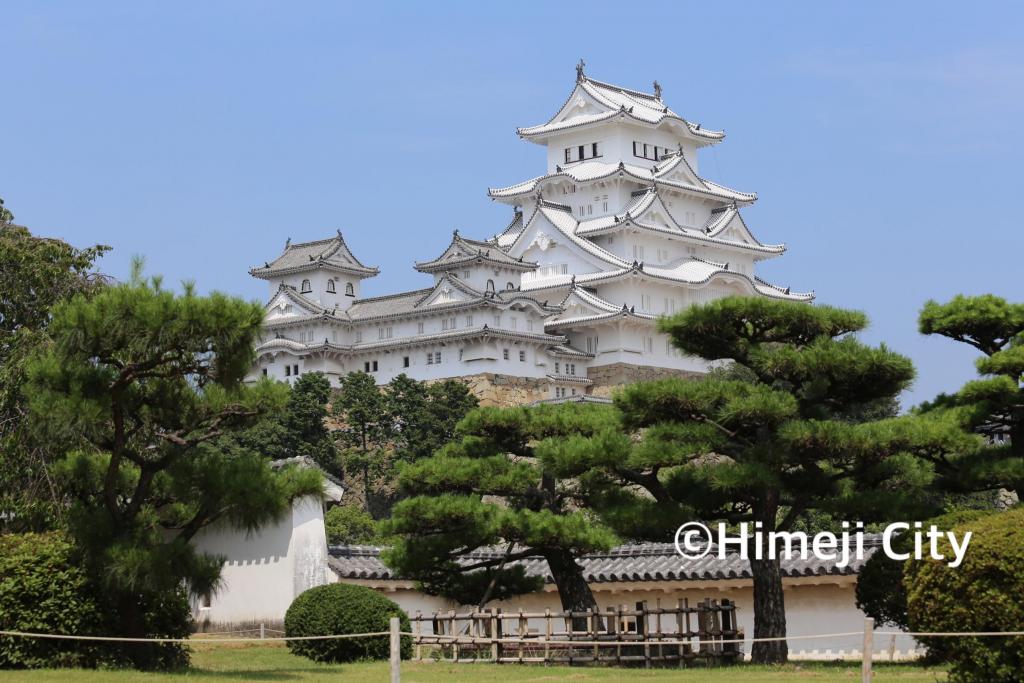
[249, 230, 378, 312]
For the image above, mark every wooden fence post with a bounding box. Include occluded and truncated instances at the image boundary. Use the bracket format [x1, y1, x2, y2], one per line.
[862, 616, 874, 683]
[390, 616, 401, 683]
[414, 610, 422, 661]
[490, 608, 499, 662]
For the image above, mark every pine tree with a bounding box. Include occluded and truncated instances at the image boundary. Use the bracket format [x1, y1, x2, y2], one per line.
[381, 403, 618, 614]
[918, 294, 1024, 492]
[24, 267, 322, 665]
[578, 297, 969, 663]
[334, 370, 388, 511]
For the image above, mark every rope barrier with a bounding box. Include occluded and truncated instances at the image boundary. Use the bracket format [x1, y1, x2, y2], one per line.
[0, 629, 390, 644]
[3, 627, 1021, 645]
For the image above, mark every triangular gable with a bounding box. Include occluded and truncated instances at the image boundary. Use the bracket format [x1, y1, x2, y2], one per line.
[415, 275, 482, 308]
[630, 191, 684, 233]
[550, 288, 620, 323]
[265, 287, 322, 321]
[546, 83, 615, 127]
[508, 203, 626, 274]
[653, 153, 705, 189]
[707, 209, 763, 247]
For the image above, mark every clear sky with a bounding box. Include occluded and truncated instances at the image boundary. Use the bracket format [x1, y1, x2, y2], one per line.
[3, 2, 1021, 409]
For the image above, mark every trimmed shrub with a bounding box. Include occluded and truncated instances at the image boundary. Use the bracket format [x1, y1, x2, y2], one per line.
[0, 532, 109, 668]
[904, 508, 1024, 682]
[284, 583, 411, 663]
[0, 532, 191, 670]
[856, 509, 989, 632]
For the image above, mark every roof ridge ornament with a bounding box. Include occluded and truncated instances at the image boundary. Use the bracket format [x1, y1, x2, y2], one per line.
[653, 80, 662, 99]
[285, 237, 291, 248]
[575, 58, 586, 83]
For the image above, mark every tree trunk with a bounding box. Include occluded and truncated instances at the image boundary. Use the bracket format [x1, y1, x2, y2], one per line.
[545, 549, 600, 631]
[749, 554, 787, 663]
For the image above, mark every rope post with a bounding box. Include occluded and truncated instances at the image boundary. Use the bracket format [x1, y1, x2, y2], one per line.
[259, 623, 265, 640]
[862, 617, 874, 683]
[390, 616, 401, 683]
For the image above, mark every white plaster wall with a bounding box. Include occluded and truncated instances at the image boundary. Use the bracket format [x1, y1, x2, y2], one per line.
[190, 495, 330, 625]
[346, 578, 920, 661]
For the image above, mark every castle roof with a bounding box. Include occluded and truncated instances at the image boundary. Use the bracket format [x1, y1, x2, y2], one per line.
[256, 325, 566, 357]
[262, 273, 561, 330]
[415, 231, 537, 273]
[489, 152, 755, 208]
[250, 231, 379, 280]
[517, 72, 724, 146]
[574, 189, 785, 257]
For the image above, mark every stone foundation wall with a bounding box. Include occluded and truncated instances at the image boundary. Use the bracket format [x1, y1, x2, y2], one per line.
[432, 365, 703, 407]
[430, 373, 552, 407]
[588, 363, 703, 399]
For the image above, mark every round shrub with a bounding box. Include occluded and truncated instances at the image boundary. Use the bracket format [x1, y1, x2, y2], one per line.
[856, 509, 989, 632]
[284, 583, 411, 663]
[905, 508, 1024, 682]
[0, 532, 108, 668]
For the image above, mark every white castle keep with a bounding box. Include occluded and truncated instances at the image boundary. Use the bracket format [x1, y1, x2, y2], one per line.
[249, 64, 812, 402]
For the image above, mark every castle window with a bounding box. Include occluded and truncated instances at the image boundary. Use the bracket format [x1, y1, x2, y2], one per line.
[403, 356, 410, 367]
[300, 279, 311, 293]
[262, 368, 267, 376]
[293, 364, 299, 375]
[506, 282, 514, 290]
[486, 279, 495, 294]
[426, 353, 433, 365]
[555, 362, 560, 374]
[326, 280, 336, 293]
[465, 315, 473, 327]
[417, 322, 424, 334]
[519, 350, 526, 362]
[563, 143, 601, 164]
[503, 349, 509, 360]
[285, 365, 291, 377]
[345, 282, 354, 296]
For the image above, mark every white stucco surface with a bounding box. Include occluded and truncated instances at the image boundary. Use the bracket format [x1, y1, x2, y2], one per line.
[190, 495, 332, 625]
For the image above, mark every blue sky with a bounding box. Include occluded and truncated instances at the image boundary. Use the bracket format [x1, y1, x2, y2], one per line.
[3, 2, 1022, 408]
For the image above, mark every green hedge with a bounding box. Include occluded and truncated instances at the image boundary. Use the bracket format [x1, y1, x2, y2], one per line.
[0, 532, 191, 670]
[0, 533, 109, 668]
[904, 508, 1024, 682]
[284, 583, 411, 663]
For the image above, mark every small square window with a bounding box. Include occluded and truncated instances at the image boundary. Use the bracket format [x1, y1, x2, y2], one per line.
[503, 349, 509, 360]
[519, 350, 526, 362]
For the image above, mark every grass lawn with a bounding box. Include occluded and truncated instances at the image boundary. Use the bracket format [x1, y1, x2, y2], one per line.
[0, 642, 946, 682]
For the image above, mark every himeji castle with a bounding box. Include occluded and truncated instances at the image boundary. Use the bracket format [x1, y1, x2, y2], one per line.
[249, 63, 812, 404]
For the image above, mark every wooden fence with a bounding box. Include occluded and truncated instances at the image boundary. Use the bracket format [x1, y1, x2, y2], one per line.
[410, 597, 741, 666]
